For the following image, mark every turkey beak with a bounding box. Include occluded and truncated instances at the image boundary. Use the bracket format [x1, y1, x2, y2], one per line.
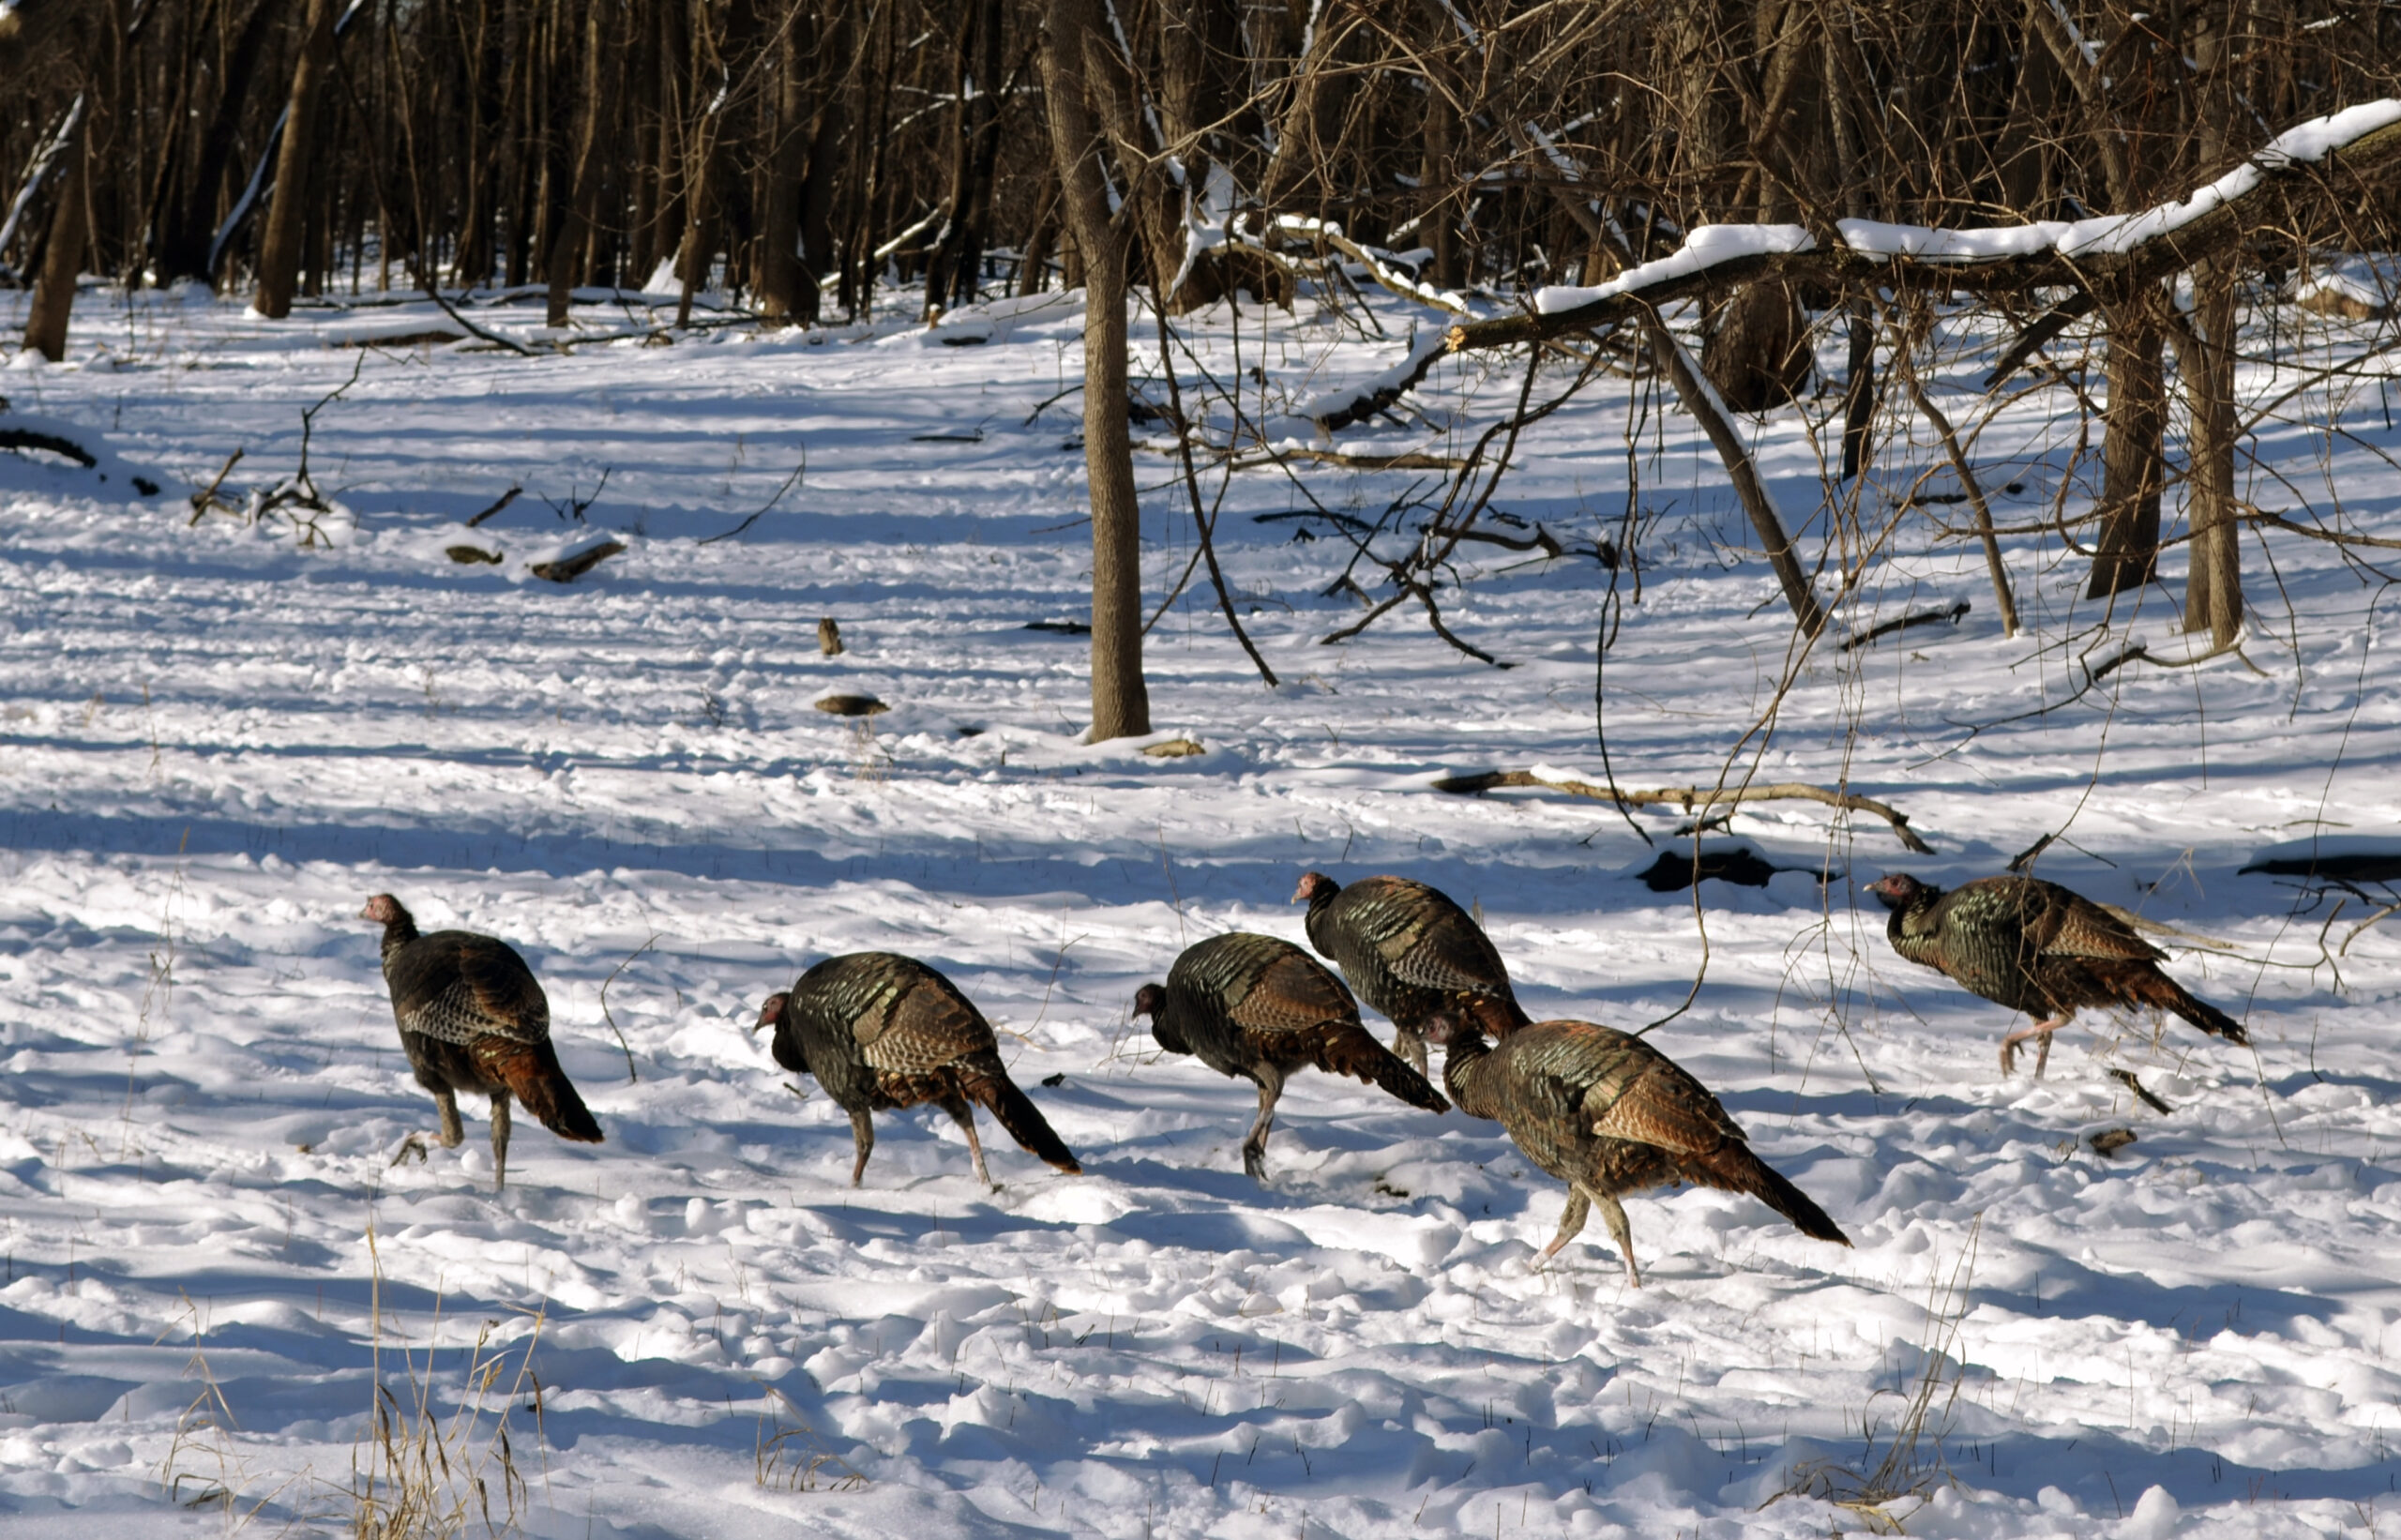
[356, 901, 377, 921]
[1288, 876, 1307, 904]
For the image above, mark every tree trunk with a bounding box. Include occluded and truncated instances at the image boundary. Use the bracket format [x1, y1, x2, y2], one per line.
[923, 0, 1003, 316]
[2086, 285, 2169, 600]
[255, 0, 340, 316]
[2182, 254, 2242, 643]
[545, 0, 605, 326]
[1424, 88, 1461, 289]
[1045, 0, 1150, 741]
[756, 3, 815, 325]
[25, 126, 89, 362]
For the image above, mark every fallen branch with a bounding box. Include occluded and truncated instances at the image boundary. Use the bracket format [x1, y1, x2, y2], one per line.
[1223, 445, 1470, 472]
[1839, 600, 1971, 653]
[419, 278, 545, 356]
[1430, 769, 1935, 853]
[0, 425, 98, 468]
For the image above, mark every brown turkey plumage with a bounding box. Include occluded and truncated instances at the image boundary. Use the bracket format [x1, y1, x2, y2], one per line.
[1294, 870, 1530, 1074]
[1865, 873, 2247, 1075]
[361, 894, 604, 1190]
[1132, 931, 1448, 1180]
[1423, 1013, 1849, 1288]
[754, 952, 1080, 1188]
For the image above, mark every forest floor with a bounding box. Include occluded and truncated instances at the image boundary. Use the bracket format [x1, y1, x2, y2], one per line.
[1, 275, 2398, 1538]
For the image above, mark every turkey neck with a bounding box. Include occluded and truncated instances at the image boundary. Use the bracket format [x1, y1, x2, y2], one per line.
[375, 905, 422, 967]
[1302, 884, 1341, 956]
[1438, 1034, 1503, 1121]
[1883, 883, 1946, 964]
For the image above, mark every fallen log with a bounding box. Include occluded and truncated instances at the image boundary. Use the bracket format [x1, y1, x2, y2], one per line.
[529, 538, 625, 582]
[1431, 768, 1935, 854]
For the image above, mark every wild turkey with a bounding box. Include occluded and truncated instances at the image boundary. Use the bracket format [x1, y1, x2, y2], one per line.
[1293, 870, 1530, 1074]
[1865, 873, 2248, 1075]
[360, 894, 604, 1190]
[753, 952, 1080, 1187]
[1132, 931, 1448, 1180]
[1423, 1013, 1849, 1288]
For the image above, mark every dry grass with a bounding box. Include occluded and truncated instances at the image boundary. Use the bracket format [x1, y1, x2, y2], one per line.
[754, 1386, 868, 1494]
[1773, 1217, 1984, 1530]
[345, 1226, 547, 1540]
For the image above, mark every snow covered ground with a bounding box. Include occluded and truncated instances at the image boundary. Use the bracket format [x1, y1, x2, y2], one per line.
[1, 275, 2398, 1538]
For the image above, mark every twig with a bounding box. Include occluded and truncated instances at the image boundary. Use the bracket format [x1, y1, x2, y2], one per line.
[465, 485, 522, 527]
[699, 447, 808, 544]
[1432, 769, 1935, 853]
[596, 933, 656, 1082]
[1150, 300, 1276, 687]
[2005, 832, 2055, 872]
[188, 447, 245, 524]
[2107, 1067, 2174, 1114]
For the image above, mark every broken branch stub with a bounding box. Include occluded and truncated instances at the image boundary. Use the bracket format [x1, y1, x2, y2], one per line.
[1432, 769, 1935, 854]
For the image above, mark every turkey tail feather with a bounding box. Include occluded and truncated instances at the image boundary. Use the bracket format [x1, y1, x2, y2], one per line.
[2119, 967, 2247, 1044]
[962, 1068, 1081, 1173]
[1689, 1144, 1850, 1246]
[486, 1039, 604, 1143]
[1312, 1024, 1450, 1113]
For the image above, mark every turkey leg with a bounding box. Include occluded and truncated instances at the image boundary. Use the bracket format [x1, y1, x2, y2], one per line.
[1242, 1066, 1287, 1181]
[490, 1091, 512, 1191]
[848, 1109, 876, 1186]
[390, 1087, 467, 1168]
[2000, 1016, 2071, 1076]
[1596, 1190, 1642, 1289]
[1537, 1188, 1592, 1264]
[944, 1095, 996, 1189]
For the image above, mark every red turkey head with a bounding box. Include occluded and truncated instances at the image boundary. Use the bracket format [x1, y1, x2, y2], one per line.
[359, 893, 404, 924]
[1420, 1010, 1484, 1049]
[1291, 870, 1337, 904]
[1863, 874, 1929, 910]
[751, 993, 790, 1034]
[1131, 984, 1165, 1019]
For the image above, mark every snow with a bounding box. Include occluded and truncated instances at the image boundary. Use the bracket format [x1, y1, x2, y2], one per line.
[1, 277, 2400, 1537]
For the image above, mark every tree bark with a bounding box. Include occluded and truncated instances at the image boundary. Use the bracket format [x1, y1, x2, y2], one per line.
[2086, 285, 2168, 600]
[25, 123, 89, 362]
[2182, 254, 2242, 642]
[1045, 0, 1150, 741]
[255, 0, 340, 317]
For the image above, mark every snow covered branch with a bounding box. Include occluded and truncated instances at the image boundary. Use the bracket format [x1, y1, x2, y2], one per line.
[1448, 100, 2401, 355]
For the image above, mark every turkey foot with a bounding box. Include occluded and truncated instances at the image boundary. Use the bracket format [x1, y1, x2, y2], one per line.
[390, 1087, 468, 1168]
[2000, 1017, 2069, 1077]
